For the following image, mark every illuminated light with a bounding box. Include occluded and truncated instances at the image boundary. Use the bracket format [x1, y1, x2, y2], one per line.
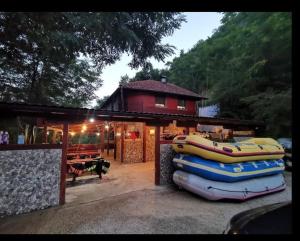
[116, 132, 121, 137]
[81, 129, 85, 133]
[82, 125, 87, 130]
[47, 131, 50, 135]
[149, 129, 155, 135]
[70, 132, 75, 136]
[89, 118, 95, 123]
[96, 133, 100, 136]
[105, 125, 109, 130]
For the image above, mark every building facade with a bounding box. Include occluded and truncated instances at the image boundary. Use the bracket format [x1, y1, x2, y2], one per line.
[101, 79, 206, 115]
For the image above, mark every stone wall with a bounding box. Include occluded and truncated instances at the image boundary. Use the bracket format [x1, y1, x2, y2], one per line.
[145, 126, 155, 162]
[159, 144, 176, 185]
[0, 148, 62, 217]
[123, 139, 143, 163]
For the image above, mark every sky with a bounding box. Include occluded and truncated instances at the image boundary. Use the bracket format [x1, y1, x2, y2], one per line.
[93, 12, 223, 106]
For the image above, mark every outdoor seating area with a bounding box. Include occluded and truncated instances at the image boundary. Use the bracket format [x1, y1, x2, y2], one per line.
[0, 11, 292, 234]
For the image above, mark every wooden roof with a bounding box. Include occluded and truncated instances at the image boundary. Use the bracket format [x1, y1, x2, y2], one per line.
[0, 102, 265, 129]
[123, 80, 206, 99]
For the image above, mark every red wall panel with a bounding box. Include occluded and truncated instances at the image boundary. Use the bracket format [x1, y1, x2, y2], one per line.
[126, 92, 196, 115]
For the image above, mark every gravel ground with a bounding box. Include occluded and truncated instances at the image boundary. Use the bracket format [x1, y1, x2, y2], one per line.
[0, 168, 292, 234]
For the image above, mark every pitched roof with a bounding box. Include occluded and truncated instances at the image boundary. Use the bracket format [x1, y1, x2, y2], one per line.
[123, 80, 206, 99]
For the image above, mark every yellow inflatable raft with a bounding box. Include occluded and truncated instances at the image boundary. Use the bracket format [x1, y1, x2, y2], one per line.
[172, 135, 285, 163]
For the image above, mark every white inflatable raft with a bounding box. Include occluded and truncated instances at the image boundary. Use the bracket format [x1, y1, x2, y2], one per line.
[173, 170, 286, 201]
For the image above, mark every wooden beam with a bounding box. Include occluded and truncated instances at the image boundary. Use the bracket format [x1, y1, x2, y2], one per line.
[100, 127, 105, 154]
[52, 130, 57, 144]
[155, 125, 160, 185]
[43, 122, 48, 144]
[113, 124, 117, 160]
[143, 123, 146, 162]
[185, 127, 189, 135]
[120, 123, 124, 163]
[59, 122, 68, 205]
[107, 127, 110, 156]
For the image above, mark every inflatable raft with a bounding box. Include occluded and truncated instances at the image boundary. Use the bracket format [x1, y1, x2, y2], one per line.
[172, 154, 285, 182]
[172, 135, 285, 163]
[173, 170, 286, 201]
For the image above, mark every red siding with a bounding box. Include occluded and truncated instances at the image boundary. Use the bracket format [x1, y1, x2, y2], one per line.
[126, 92, 196, 115]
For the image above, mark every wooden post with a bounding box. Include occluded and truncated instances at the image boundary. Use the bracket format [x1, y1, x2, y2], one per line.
[59, 122, 68, 205]
[52, 130, 57, 144]
[43, 122, 48, 144]
[143, 123, 146, 162]
[120, 124, 124, 163]
[155, 125, 160, 185]
[113, 124, 117, 160]
[100, 125, 105, 154]
[186, 127, 189, 135]
[107, 127, 110, 156]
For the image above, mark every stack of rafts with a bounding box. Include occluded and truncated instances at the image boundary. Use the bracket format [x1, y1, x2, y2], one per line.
[171, 134, 286, 201]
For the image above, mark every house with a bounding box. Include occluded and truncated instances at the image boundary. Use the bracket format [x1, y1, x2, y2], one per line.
[100, 78, 206, 116]
[0, 86, 263, 217]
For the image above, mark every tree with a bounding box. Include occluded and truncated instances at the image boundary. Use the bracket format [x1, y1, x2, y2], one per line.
[95, 96, 110, 109]
[0, 12, 186, 106]
[119, 74, 130, 86]
[165, 12, 291, 137]
[131, 65, 169, 81]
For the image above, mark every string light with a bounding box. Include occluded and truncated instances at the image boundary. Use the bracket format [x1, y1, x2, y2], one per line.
[89, 118, 95, 123]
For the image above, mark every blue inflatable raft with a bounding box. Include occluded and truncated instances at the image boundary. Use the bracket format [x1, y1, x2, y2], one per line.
[172, 154, 285, 182]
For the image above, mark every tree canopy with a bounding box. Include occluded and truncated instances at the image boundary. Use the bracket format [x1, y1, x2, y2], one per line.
[0, 12, 185, 107]
[161, 12, 291, 138]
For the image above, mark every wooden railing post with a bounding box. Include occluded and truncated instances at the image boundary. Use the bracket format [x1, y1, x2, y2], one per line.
[155, 125, 160, 185]
[59, 122, 68, 205]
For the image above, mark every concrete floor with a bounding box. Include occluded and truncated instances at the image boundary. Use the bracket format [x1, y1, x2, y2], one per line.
[0, 162, 292, 234]
[65, 158, 155, 206]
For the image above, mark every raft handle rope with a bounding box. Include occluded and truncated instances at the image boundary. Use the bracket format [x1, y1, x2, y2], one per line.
[206, 182, 285, 193]
[234, 145, 241, 151]
[222, 147, 233, 153]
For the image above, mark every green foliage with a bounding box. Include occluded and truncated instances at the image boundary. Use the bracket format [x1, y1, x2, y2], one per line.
[165, 12, 291, 138]
[0, 12, 185, 106]
[94, 95, 110, 109]
[130, 65, 169, 81]
[119, 74, 130, 86]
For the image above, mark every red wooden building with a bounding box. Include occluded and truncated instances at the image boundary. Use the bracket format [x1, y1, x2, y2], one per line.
[101, 78, 206, 115]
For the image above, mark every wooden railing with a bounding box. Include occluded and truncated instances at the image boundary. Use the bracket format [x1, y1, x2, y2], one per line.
[0, 144, 62, 151]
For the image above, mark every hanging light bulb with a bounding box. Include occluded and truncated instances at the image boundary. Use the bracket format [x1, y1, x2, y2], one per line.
[89, 117, 95, 123]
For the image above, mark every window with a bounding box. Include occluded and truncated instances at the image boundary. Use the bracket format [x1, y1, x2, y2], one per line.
[177, 99, 186, 110]
[155, 96, 166, 107]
